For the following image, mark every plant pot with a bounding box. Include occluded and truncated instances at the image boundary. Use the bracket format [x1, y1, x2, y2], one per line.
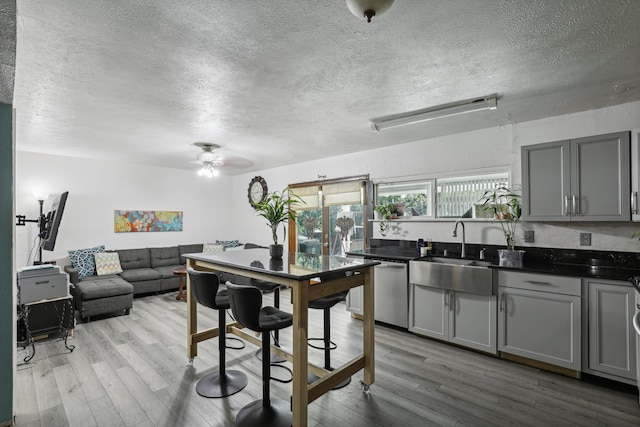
[269, 244, 283, 259]
[269, 258, 284, 271]
[498, 249, 525, 268]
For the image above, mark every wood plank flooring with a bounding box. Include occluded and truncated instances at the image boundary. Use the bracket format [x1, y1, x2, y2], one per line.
[14, 289, 640, 426]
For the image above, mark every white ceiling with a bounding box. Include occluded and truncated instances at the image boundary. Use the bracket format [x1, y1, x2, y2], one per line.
[9, 0, 640, 175]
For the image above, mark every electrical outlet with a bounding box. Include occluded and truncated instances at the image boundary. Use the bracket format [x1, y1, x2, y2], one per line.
[580, 232, 591, 246]
[524, 230, 534, 243]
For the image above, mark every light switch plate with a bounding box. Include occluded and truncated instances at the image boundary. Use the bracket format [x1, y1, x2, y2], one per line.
[524, 230, 534, 243]
[580, 232, 591, 246]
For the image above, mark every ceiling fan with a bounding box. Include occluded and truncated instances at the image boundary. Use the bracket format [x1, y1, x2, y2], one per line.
[192, 142, 224, 178]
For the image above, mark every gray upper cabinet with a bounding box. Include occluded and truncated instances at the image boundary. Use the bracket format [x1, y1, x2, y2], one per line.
[522, 131, 630, 221]
[630, 128, 640, 221]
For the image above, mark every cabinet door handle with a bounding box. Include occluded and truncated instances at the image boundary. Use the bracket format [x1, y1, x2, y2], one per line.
[499, 294, 505, 311]
[572, 195, 579, 215]
[632, 192, 637, 215]
[444, 290, 449, 307]
[450, 293, 455, 312]
[525, 280, 553, 286]
[564, 195, 571, 216]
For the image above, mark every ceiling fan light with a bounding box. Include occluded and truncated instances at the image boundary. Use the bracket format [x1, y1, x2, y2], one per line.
[197, 151, 217, 162]
[345, 0, 394, 22]
[197, 162, 218, 178]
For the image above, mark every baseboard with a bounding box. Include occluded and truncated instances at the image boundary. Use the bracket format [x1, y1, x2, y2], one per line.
[0, 416, 15, 426]
[350, 313, 363, 321]
[500, 352, 581, 379]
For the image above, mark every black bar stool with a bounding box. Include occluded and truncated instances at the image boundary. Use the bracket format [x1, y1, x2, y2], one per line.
[244, 243, 287, 363]
[307, 290, 351, 389]
[226, 282, 293, 427]
[188, 269, 248, 398]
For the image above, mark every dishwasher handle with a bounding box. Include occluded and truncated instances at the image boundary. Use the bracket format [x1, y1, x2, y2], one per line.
[375, 263, 406, 269]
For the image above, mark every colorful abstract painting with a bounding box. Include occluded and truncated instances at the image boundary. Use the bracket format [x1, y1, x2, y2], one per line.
[114, 210, 183, 233]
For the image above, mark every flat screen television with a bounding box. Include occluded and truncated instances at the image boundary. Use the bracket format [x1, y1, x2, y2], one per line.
[41, 191, 69, 251]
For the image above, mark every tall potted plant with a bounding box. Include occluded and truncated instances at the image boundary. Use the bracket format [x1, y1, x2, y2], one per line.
[480, 186, 524, 266]
[253, 188, 302, 258]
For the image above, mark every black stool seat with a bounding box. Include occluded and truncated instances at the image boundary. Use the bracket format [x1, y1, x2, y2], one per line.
[226, 282, 293, 427]
[308, 290, 350, 389]
[188, 269, 248, 399]
[309, 291, 348, 310]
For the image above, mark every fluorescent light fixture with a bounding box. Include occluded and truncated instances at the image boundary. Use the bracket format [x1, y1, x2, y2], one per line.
[371, 97, 498, 132]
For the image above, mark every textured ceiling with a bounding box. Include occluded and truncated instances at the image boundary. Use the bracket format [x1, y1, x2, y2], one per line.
[11, 0, 640, 174]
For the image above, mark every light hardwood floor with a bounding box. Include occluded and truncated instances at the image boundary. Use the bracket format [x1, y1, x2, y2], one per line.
[14, 289, 640, 427]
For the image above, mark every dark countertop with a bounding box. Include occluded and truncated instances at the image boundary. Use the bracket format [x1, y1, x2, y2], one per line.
[492, 262, 639, 283]
[185, 248, 380, 280]
[347, 248, 418, 262]
[348, 246, 639, 284]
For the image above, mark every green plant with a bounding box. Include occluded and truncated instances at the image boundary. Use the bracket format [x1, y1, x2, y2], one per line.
[253, 188, 303, 245]
[374, 202, 394, 236]
[480, 187, 522, 250]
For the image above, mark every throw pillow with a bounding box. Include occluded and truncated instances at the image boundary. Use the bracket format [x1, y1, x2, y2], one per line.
[68, 245, 106, 278]
[203, 243, 225, 253]
[94, 251, 123, 275]
[215, 239, 240, 249]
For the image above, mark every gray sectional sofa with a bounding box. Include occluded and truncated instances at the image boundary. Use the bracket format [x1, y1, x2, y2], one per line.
[65, 243, 205, 321]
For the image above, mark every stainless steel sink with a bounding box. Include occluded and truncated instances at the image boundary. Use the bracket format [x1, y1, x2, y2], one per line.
[409, 257, 494, 295]
[426, 257, 492, 268]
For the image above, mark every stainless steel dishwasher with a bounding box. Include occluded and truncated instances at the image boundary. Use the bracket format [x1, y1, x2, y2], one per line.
[373, 258, 409, 328]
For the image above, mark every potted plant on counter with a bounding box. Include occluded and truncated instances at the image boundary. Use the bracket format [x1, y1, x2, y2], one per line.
[253, 188, 302, 258]
[480, 186, 524, 266]
[374, 202, 394, 237]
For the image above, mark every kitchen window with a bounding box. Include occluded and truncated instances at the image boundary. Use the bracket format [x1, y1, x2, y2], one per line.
[374, 171, 510, 219]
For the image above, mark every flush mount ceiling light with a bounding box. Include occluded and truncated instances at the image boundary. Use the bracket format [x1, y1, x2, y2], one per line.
[193, 142, 223, 178]
[345, 0, 394, 22]
[371, 97, 498, 131]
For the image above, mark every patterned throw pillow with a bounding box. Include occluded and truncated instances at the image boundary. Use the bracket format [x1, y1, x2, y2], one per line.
[68, 245, 106, 278]
[203, 243, 225, 253]
[215, 240, 240, 249]
[94, 252, 123, 276]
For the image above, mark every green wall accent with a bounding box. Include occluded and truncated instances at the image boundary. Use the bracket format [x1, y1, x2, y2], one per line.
[0, 103, 14, 424]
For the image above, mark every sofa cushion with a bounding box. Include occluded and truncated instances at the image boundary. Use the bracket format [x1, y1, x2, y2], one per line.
[68, 245, 106, 278]
[225, 244, 245, 251]
[119, 267, 162, 282]
[154, 265, 184, 279]
[75, 276, 133, 301]
[149, 246, 180, 268]
[117, 248, 151, 269]
[94, 252, 124, 275]
[179, 244, 203, 264]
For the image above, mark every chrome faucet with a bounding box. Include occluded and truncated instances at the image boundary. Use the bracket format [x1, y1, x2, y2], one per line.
[452, 220, 466, 258]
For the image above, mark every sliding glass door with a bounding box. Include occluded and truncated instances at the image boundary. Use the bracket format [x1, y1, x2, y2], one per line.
[289, 177, 370, 256]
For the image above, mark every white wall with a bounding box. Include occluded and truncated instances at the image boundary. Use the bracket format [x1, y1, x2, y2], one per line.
[15, 152, 234, 268]
[231, 100, 640, 253]
[16, 100, 640, 263]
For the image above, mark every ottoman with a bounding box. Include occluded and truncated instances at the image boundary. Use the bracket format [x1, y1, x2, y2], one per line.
[74, 276, 134, 322]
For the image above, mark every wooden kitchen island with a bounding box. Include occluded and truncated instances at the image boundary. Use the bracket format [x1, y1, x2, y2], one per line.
[184, 248, 378, 427]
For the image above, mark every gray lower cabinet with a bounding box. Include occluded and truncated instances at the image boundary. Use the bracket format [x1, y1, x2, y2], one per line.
[521, 131, 630, 221]
[409, 283, 497, 354]
[346, 286, 363, 315]
[630, 127, 640, 221]
[584, 279, 637, 384]
[497, 271, 582, 371]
